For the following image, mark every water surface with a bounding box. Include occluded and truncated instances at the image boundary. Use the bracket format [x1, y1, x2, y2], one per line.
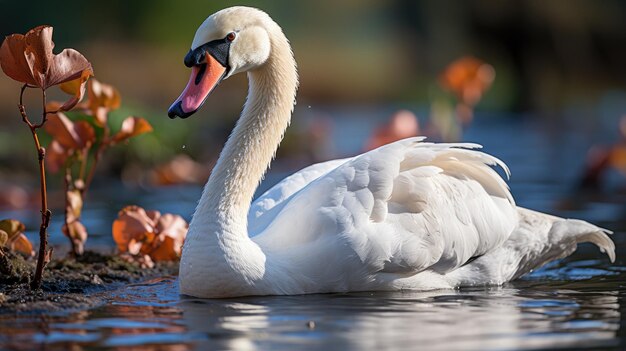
[1, 113, 625, 350]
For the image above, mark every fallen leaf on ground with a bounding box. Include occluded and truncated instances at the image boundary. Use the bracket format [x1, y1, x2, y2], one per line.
[0, 219, 34, 257]
[112, 206, 188, 262]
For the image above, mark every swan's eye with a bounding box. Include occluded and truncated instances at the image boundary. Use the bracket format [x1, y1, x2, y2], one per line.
[226, 32, 236, 42]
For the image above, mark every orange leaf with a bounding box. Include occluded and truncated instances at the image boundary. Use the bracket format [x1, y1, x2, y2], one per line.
[111, 206, 188, 262]
[10, 233, 34, 257]
[155, 213, 188, 257]
[149, 236, 179, 261]
[45, 112, 94, 150]
[112, 206, 155, 253]
[0, 219, 34, 257]
[111, 117, 152, 144]
[0, 26, 92, 90]
[58, 68, 93, 112]
[439, 56, 495, 105]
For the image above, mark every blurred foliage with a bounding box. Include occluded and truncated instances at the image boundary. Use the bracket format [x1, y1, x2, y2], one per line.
[0, 0, 625, 188]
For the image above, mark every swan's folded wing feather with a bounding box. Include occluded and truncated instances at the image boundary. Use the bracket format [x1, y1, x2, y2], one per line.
[253, 137, 519, 276]
[248, 158, 350, 235]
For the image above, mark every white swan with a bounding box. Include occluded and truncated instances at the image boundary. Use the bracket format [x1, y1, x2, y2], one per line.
[168, 6, 615, 298]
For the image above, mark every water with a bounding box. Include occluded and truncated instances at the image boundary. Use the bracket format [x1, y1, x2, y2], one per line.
[1, 113, 626, 350]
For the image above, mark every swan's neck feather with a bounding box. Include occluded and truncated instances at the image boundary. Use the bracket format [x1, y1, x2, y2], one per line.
[190, 25, 297, 243]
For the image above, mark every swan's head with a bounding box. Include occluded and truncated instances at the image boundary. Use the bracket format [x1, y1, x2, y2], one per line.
[168, 7, 274, 119]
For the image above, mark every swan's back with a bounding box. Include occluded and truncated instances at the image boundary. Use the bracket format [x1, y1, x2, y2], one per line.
[249, 138, 522, 292]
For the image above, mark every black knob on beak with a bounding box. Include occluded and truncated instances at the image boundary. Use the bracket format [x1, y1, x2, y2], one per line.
[168, 100, 194, 119]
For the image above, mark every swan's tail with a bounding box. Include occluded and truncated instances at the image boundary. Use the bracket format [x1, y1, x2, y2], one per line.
[507, 207, 615, 280]
[447, 207, 615, 286]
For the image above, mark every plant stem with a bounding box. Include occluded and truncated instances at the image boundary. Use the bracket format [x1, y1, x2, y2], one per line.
[19, 85, 53, 290]
[84, 126, 109, 197]
[63, 168, 79, 256]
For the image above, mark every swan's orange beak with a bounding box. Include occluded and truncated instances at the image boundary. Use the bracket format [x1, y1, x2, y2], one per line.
[168, 52, 227, 119]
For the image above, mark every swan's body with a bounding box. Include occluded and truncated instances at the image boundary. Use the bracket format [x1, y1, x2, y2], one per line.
[168, 7, 615, 298]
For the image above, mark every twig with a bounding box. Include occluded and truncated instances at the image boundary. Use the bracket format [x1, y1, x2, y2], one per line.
[19, 84, 53, 290]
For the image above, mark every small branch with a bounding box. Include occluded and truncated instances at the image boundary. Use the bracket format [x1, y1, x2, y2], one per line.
[22, 87, 53, 290]
[32, 90, 49, 129]
[78, 147, 89, 182]
[84, 126, 110, 196]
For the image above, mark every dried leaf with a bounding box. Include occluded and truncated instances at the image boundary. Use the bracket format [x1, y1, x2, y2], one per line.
[46, 140, 69, 173]
[0, 219, 26, 238]
[155, 213, 188, 257]
[45, 112, 95, 150]
[0, 230, 7, 246]
[62, 221, 87, 255]
[111, 117, 152, 144]
[112, 206, 156, 253]
[149, 236, 178, 261]
[58, 68, 92, 112]
[74, 120, 96, 147]
[66, 189, 83, 223]
[0, 25, 93, 90]
[0, 219, 34, 257]
[11, 233, 34, 257]
[111, 206, 188, 262]
[87, 79, 121, 126]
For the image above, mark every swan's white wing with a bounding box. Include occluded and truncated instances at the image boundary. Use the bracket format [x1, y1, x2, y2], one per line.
[248, 158, 351, 236]
[253, 137, 519, 279]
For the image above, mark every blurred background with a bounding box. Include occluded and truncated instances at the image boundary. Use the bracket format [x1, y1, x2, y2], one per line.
[0, 0, 625, 245]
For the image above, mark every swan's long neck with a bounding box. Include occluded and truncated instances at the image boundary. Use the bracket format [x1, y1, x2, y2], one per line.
[191, 29, 297, 241]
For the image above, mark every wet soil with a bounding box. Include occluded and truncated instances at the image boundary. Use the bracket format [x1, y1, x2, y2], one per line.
[0, 249, 178, 313]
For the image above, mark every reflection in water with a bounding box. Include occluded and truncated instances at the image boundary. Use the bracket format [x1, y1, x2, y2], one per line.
[0, 257, 624, 350]
[179, 277, 621, 351]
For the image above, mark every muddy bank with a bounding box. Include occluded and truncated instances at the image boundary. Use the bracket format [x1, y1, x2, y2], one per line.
[0, 249, 178, 313]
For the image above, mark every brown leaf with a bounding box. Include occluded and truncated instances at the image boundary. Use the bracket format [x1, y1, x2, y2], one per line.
[112, 206, 156, 253]
[0, 219, 26, 238]
[111, 206, 188, 262]
[87, 79, 121, 126]
[149, 236, 179, 261]
[74, 120, 96, 147]
[0, 33, 35, 85]
[62, 221, 87, 255]
[58, 68, 92, 112]
[155, 213, 188, 257]
[0, 219, 34, 257]
[0, 25, 93, 90]
[46, 140, 70, 173]
[10, 233, 34, 257]
[45, 112, 95, 150]
[111, 117, 152, 144]
[0, 229, 8, 246]
[66, 189, 83, 223]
